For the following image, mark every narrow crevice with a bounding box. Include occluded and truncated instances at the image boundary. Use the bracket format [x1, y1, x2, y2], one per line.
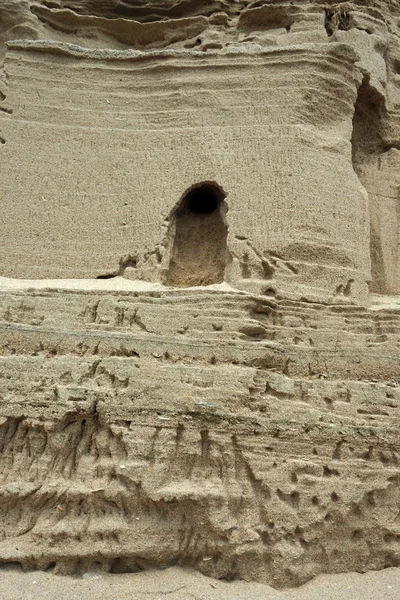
[325, 6, 352, 37]
[351, 76, 389, 295]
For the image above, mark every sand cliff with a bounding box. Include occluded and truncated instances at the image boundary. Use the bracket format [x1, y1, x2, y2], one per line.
[1, 0, 400, 589]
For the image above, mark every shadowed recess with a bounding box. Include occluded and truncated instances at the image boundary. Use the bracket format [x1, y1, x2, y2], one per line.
[165, 182, 229, 287]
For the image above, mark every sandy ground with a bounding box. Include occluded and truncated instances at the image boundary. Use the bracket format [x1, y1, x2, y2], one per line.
[0, 566, 400, 600]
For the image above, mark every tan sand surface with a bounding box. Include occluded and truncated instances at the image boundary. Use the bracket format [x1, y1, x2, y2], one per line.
[1, 566, 400, 600]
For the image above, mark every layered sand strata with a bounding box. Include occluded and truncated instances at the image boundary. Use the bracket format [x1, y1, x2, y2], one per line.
[1, 0, 400, 589]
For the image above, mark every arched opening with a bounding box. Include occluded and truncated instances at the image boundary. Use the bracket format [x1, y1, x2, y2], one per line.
[165, 182, 229, 287]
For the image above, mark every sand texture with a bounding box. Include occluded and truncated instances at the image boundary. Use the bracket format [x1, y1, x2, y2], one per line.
[1, 0, 400, 592]
[2, 565, 400, 600]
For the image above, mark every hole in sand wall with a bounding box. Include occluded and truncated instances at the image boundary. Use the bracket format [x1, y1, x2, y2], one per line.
[165, 182, 229, 287]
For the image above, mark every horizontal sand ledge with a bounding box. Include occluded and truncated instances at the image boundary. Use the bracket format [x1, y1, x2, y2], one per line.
[1, 276, 399, 311]
[7, 39, 357, 61]
[0, 276, 238, 293]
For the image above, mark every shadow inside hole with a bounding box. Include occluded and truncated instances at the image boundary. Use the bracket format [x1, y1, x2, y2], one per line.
[185, 185, 219, 214]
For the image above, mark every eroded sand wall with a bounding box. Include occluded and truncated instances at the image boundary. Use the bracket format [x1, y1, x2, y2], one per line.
[1, 42, 369, 302]
[1, 0, 400, 590]
[1, 284, 400, 587]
